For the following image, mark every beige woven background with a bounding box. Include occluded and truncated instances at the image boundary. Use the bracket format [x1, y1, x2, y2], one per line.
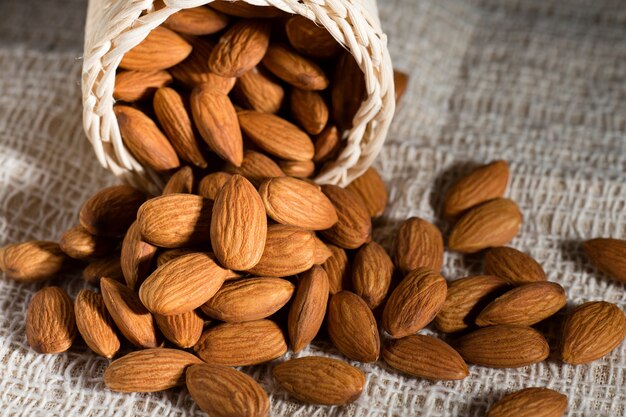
[1, 0, 626, 416]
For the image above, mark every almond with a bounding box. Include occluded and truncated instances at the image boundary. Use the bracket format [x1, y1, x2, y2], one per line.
[320, 185, 372, 249]
[191, 83, 243, 166]
[448, 198, 522, 254]
[383, 267, 447, 338]
[198, 172, 232, 200]
[434, 275, 509, 333]
[209, 1, 284, 18]
[328, 291, 380, 362]
[119, 26, 192, 71]
[476, 282, 566, 327]
[383, 335, 468, 381]
[285, 16, 343, 59]
[346, 167, 388, 218]
[211, 175, 267, 270]
[321, 244, 351, 294]
[163, 6, 229, 35]
[394, 217, 444, 273]
[162, 166, 194, 195]
[224, 150, 285, 188]
[332, 51, 365, 129]
[120, 221, 157, 289]
[100, 277, 159, 348]
[114, 105, 181, 173]
[59, 225, 117, 260]
[232, 66, 284, 113]
[583, 238, 626, 283]
[155, 310, 204, 349]
[169, 38, 235, 91]
[137, 193, 213, 248]
[247, 225, 315, 277]
[455, 325, 549, 368]
[83, 254, 124, 285]
[79, 184, 146, 237]
[272, 356, 365, 405]
[484, 246, 547, 284]
[186, 363, 269, 417]
[155, 250, 241, 280]
[288, 266, 329, 352]
[393, 70, 409, 104]
[104, 348, 203, 392]
[486, 387, 568, 417]
[75, 289, 120, 358]
[561, 301, 626, 365]
[443, 160, 510, 219]
[262, 44, 329, 90]
[113, 70, 172, 102]
[352, 241, 394, 309]
[313, 125, 340, 164]
[26, 286, 75, 354]
[208, 20, 271, 77]
[238, 111, 314, 162]
[201, 277, 294, 322]
[278, 160, 315, 178]
[290, 88, 328, 135]
[139, 252, 229, 316]
[0, 241, 67, 282]
[194, 320, 287, 366]
[313, 237, 333, 264]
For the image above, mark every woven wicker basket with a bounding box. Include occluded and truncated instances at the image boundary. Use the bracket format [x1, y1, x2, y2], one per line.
[81, 0, 395, 194]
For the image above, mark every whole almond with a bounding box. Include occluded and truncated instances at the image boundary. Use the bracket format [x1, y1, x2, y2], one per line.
[455, 325, 549, 368]
[272, 356, 365, 405]
[320, 185, 372, 249]
[162, 166, 194, 195]
[163, 6, 229, 35]
[434, 275, 509, 333]
[119, 26, 192, 71]
[288, 266, 329, 352]
[0, 241, 67, 282]
[155, 310, 204, 349]
[169, 38, 235, 91]
[487, 387, 568, 417]
[198, 172, 232, 200]
[346, 167, 388, 218]
[209, 1, 284, 18]
[393, 70, 409, 104]
[224, 150, 285, 188]
[448, 198, 523, 254]
[238, 111, 314, 162]
[484, 246, 547, 284]
[120, 221, 157, 290]
[232, 66, 284, 113]
[328, 291, 380, 362]
[352, 241, 394, 309]
[104, 348, 203, 392]
[583, 238, 626, 283]
[201, 277, 295, 322]
[154, 250, 241, 280]
[247, 225, 315, 277]
[186, 363, 269, 417]
[26, 287, 75, 354]
[383, 334, 468, 380]
[75, 289, 120, 358]
[83, 254, 124, 285]
[332, 51, 365, 129]
[322, 244, 351, 294]
[60, 225, 117, 260]
[209, 20, 271, 77]
[313, 125, 340, 164]
[211, 175, 267, 270]
[194, 320, 287, 366]
[382, 267, 447, 338]
[79, 184, 145, 237]
[561, 301, 626, 365]
[395, 217, 444, 273]
[476, 282, 566, 326]
[262, 44, 329, 90]
[290, 88, 328, 135]
[444, 160, 510, 219]
[101, 277, 159, 348]
[113, 70, 172, 102]
[285, 16, 343, 59]
[278, 160, 315, 178]
[313, 237, 333, 264]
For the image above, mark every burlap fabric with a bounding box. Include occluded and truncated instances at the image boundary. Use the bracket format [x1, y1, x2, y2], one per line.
[1, 0, 625, 415]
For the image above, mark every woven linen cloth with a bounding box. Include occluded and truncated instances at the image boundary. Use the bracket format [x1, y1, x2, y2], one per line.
[1, 0, 626, 415]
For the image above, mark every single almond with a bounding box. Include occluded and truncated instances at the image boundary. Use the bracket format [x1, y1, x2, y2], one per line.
[231, 66, 284, 113]
[119, 26, 192, 71]
[320, 185, 372, 249]
[290, 88, 328, 135]
[352, 241, 394, 309]
[346, 167, 388, 218]
[83, 254, 124, 285]
[162, 166, 194, 195]
[0, 241, 67, 282]
[154, 250, 241, 280]
[393, 70, 409, 104]
[313, 237, 333, 264]
[394, 217, 444, 273]
[60, 225, 117, 260]
[163, 6, 229, 35]
[104, 348, 203, 392]
[194, 320, 287, 366]
[583, 238, 626, 283]
[484, 246, 547, 284]
[26, 286, 75, 354]
[278, 160, 315, 178]
[155, 310, 204, 349]
[383, 335, 468, 381]
[272, 356, 365, 405]
[208, 20, 271, 77]
[455, 325, 549, 368]
[382, 267, 447, 338]
[443, 160, 510, 219]
[120, 221, 157, 290]
[79, 184, 145, 237]
[285, 15, 343, 59]
[247, 224, 315, 277]
[209, 1, 284, 18]
[224, 150, 285, 188]
[561, 301, 626, 365]
[332, 51, 366, 129]
[113, 70, 172, 102]
[75, 289, 120, 358]
[169, 38, 235, 91]
[288, 266, 329, 352]
[486, 387, 568, 417]
[186, 363, 270, 417]
[198, 172, 232, 200]
[313, 125, 340, 164]
[321, 244, 351, 294]
[262, 44, 329, 90]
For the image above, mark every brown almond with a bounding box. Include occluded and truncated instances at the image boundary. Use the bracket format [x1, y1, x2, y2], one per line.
[120, 221, 157, 290]
[169, 38, 235, 91]
[382, 267, 447, 338]
[232, 66, 284, 113]
[487, 388, 568, 417]
[561, 301, 626, 365]
[290, 88, 328, 135]
[155, 310, 204, 349]
[224, 150, 285, 188]
[346, 167, 388, 218]
[263, 44, 328, 90]
[484, 246, 547, 284]
[332, 51, 365, 129]
[79, 184, 145, 237]
[198, 172, 232, 200]
[583, 238, 626, 283]
[83, 254, 124, 285]
[285, 16, 343, 59]
[60, 225, 116, 260]
[0, 241, 67, 282]
[194, 320, 287, 366]
[162, 166, 194, 195]
[154, 250, 240, 280]
[119, 26, 192, 71]
[278, 160, 315, 178]
[75, 289, 120, 358]
[383, 335, 468, 380]
[455, 325, 549, 368]
[322, 244, 351, 294]
[209, 20, 271, 77]
[26, 287, 75, 354]
[209, 1, 284, 18]
[163, 6, 229, 35]
[393, 70, 409, 104]
[313, 237, 333, 264]
[313, 125, 340, 164]
[104, 348, 203, 392]
[320, 185, 372, 249]
[113, 70, 172, 102]
[448, 198, 522, 254]
[394, 217, 443, 273]
[288, 266, 329, 352]
[247, 225, 315, 277]
[272, 356, 365, 405]
[352, 241, 394, 309]
[443, 160, 510, 219]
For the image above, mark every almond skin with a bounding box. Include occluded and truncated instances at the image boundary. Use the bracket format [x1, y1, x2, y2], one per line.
[247, 225, 316, 277]
[487, 387, 568, 417]
[288, 266, 329, 352]
[75, 289, 120, 358]
[443, 160, 510, 219]
[186, 363, 269, 417]
[162, 166, 194, 195]
[208, 20, 271, 77]
[320, 185, 372, 249]
[583, 238, 626, 283]
[290, 88, 328, 135]
[484, 246, 547, 284]
[0, 241, 67, 282]
[169, 38, 235, 91]
[163, 6, 229, 35]
[383, 334, 469, 381]
[224, 150, 285, 188]
[476, 282, 566, 327]
[561, 301, 626, 365]
[60, 225, 117, 260]
[120, 221, 157, 290]
[332, 51, 365, 129]
[448, 198, 523, 254]
[209, 1, 284, 18]
[328, 291, 380, 362]
[262, 44, 329, 90]
[113, 70, 172, 102]
[285, 16, 343, 59]
[393, 70, 409, 104]
[198, 172, 232, 200]
[346, 167, 388, 218]
[119, 26, 192, 71]
[313, 125, 340, 164]
[194, 320, 287, 366]
[455, 325, 549, 368]
[395, 216, 444, 274]
[232, 66, 284, 113]
[26, 287, 75, 354]
[278, 160, 315, 178]
[155, 250, 241, 280]
[352, 241, 394, 309]
[83, 254, 124, 285]
[104, 348, 203, 392]
[211, 175, 267, 271]
[322, 244, 351, 294]
[154, 310, 204, 349]
[272, 356, 365, 405]
[313, 237, 333, 265]
[383, 268, 447, 338]
[79, 184, 146, 237]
